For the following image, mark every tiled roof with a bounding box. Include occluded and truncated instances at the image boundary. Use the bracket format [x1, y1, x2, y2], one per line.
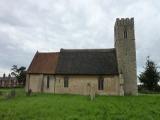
[27, 52, 59, 74]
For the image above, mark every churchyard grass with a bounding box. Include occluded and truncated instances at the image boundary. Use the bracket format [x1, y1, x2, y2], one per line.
[0, 88, 160, 120]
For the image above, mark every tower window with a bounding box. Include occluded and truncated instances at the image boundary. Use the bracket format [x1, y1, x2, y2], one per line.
[64, 76, 69, 88]
[98, 77, 104, 90]
[47, 75, 50, 88]
[124, 30, 127, 38]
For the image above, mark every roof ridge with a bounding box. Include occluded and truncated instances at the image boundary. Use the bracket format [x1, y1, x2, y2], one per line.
[38, 52, 59, 54]
[60, 48, 115, 52]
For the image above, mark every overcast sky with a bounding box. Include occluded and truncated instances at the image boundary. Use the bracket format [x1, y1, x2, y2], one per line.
[0, 0, 160, 76]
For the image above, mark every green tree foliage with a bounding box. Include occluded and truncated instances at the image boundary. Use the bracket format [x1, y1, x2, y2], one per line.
[139, 57, 160, 91]
[11, 65, 26, 86]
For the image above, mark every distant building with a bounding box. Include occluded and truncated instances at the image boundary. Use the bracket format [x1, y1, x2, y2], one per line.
[0, 74, 20, 88]
[26, 18, 137, 95]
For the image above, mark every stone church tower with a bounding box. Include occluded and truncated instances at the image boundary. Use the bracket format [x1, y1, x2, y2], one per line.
[114, 18, 137, 95]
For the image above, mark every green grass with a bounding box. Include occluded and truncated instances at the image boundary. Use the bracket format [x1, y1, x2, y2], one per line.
[0, 89, 160, 120]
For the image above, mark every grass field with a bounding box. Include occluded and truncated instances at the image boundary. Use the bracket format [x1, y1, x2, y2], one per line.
[0, 89, 160, 120]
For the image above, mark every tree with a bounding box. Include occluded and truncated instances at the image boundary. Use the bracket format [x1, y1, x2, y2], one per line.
[139, 57, 160, 91]
[11, 65, 26, 86]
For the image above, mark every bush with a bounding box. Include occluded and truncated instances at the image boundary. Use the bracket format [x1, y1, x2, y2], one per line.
[138, 85, 160, 94]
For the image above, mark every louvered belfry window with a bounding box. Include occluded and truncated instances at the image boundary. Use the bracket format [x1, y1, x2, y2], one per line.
[124, 29, 127, 39]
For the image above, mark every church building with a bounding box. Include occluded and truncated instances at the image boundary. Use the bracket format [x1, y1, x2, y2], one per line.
[25, 18, 137, 95]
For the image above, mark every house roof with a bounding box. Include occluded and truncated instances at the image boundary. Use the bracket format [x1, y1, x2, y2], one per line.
[27, 52, 59, 74]
[0, 77, 17, 81]
[55, 48, 118, 75]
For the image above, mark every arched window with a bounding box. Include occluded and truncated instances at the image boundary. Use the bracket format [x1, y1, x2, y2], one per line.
[98, 77, 104, 90]
[64, 76, 69, 88]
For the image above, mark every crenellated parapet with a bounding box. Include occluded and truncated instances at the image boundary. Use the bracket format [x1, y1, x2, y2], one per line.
[115, 18, 134, 26]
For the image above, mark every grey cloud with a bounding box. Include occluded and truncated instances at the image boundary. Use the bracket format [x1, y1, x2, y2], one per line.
[0, 0, 160, 76]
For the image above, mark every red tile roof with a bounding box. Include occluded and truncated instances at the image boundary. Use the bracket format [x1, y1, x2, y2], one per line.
[27, 52, 59, 74]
